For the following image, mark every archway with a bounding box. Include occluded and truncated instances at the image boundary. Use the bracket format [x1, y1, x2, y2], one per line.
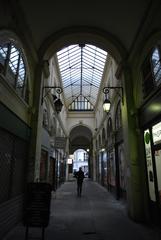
[37, 26, 127, 183]
[69, 125, 92, 177]
[40, 26, 126, 63]
[69, 125, 92, 153]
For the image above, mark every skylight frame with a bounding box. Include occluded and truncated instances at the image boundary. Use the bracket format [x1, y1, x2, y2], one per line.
[56, 44, 107, 110]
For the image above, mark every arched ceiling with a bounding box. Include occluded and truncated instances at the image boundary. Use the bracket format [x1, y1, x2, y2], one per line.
[69, 125, 92, 152]
[18, 0, 151, 52]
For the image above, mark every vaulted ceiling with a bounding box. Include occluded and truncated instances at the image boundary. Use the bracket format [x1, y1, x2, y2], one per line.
[7, 0, 155, 114]
[69, 125, 92, 152]
[16, 0, 152, 111]
[18, 0, 151, 51]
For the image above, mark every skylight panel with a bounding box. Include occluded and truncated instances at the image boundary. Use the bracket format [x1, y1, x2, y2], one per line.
[56, 44, 107, 109]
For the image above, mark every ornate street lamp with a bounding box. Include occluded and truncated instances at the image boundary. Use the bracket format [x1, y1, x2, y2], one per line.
[103, 86, 123, 113]
[54, 97, 63, 113]
[41, 86, 63, 113]
[103, 98, 111, 113]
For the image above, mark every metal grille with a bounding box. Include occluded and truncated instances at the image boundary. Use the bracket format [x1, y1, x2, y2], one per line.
[0, 128, 28, 203]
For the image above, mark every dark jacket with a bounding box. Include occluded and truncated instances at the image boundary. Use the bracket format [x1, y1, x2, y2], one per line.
[76, 170, 85, 183]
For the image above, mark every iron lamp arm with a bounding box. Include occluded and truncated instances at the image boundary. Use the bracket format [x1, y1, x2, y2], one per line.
[41, 86, 63, 105]
[103, 86, 123, 104]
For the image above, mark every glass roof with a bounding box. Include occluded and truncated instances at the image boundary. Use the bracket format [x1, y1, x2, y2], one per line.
[56, 44, 107, 110]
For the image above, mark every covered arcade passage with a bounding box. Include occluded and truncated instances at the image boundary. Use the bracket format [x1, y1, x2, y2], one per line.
[1, 0, 161, 239]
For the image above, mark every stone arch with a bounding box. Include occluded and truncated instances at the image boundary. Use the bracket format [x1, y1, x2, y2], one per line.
[69, 125, 92, 153]
[69, 122, 93, 135]
[39, 26, 127, 64]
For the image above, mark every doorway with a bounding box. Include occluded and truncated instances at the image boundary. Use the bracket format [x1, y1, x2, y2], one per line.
[144, 121, 161, 223]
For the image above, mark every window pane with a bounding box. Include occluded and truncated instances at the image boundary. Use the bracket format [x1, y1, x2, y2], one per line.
[152, 47, 161, 85]
[9, 45, 19, 74]
[0, 44, 8, 65]
[57, 44, 107, 109]
[0, 41, 27, 102]
[17, 57, 25, 88]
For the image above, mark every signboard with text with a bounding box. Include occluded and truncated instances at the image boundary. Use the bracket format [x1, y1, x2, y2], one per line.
[24, 182, 52, 227]
[54, 137, 67, 149]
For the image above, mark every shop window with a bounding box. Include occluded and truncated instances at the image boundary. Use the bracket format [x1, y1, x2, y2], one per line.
[0, 41, 29, 103]
[142, 46, 161, 98]
[152, 121, 161, 145]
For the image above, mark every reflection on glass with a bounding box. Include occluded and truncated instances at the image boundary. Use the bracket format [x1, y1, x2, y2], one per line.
[144, 129, 156, 201]
[152, 121, 161, 145]
[155, 149, 161, 204]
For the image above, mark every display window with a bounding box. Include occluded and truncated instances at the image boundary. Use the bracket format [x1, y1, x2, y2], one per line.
[144, 129, 156, 201]
[144, 121, 161, 206]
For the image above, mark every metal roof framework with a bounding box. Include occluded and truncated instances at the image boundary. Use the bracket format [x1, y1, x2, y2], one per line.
[56, 44, 107, 110]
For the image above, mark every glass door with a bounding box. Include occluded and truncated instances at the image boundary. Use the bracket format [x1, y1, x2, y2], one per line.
[152, 121, 161, 206]
[144, 129, 156, 202]
[154, 149, 161, 205]
[144, 121, 161, 224]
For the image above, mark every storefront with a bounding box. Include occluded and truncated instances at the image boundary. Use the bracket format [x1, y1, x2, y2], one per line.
[139, 89, 161, 224]
[144, 122, 161, 222]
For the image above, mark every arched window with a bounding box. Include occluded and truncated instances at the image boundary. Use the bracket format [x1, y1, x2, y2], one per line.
[151, 47, 161, 84]
[0, 41, 29, 102]
[115, 101, 122, 131]
[142, 46, 161, 97]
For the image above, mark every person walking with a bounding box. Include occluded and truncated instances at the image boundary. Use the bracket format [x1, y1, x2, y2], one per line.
[75, 167, 85, 197]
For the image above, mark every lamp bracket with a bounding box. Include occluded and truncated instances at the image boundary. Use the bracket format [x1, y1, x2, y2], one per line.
[103, 86, 123, 103]
[41, 86, 63, 105]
